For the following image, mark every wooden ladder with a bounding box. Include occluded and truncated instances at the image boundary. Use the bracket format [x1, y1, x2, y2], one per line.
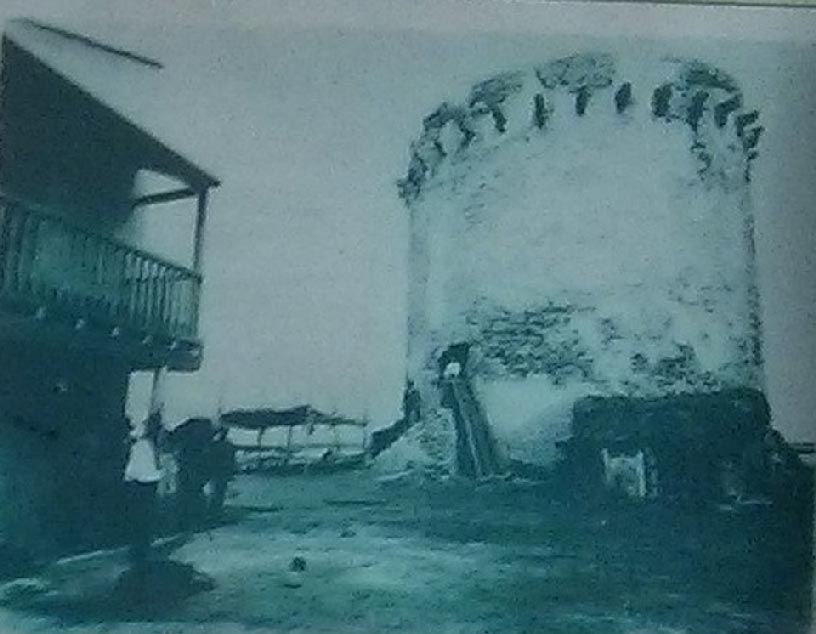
[448, 377, 503, 478]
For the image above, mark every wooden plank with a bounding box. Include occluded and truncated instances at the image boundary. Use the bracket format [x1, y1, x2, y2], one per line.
[226, 419, 369, 430]
[131, 187, 198, 208]
[193, 189, 209, 273]
[234, 441, 365, 452]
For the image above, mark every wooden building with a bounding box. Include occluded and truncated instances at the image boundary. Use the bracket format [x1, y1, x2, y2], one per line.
[0, 19, 218, 557]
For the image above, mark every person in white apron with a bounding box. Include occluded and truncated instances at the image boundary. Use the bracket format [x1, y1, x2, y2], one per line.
[123, 412, 163, 569]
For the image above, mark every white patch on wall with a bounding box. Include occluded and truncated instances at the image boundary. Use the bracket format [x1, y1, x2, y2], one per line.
[115, 169, 198, 268]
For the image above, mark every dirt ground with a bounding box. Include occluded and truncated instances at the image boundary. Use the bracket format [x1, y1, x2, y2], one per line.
[0, 470, 812, 634]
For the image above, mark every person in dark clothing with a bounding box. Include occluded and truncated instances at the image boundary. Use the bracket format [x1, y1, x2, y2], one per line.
[208, 425, 236, 520]
[173, 418, 213, 531]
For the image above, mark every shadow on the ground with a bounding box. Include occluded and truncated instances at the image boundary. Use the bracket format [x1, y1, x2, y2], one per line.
[0, 529, 223, 624]
[2, 558, 215, 624]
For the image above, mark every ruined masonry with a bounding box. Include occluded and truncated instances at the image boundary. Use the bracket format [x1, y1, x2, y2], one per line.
[398, 53, 765, 471]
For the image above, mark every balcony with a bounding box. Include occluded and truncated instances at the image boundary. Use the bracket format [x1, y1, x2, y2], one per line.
[0, 192, 202, 369]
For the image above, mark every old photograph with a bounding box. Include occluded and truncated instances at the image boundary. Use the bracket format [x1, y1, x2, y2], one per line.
[0, 1, 814, 632]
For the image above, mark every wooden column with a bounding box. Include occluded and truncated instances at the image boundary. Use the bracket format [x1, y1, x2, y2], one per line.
[809, 457, 816, 630]
[192, 188, 209, 274]
[149, 365, 167, 418]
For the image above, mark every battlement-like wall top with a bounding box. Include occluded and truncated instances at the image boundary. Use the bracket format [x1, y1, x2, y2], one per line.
[398, 54, 762, 203]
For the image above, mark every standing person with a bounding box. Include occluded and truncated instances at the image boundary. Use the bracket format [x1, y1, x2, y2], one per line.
[174, 417, 212, 531]
[123, 412, 163, 571]
[207, 423, 236, 521]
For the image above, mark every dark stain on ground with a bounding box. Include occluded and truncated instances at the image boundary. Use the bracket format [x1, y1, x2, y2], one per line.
[12, 560, 215, 624]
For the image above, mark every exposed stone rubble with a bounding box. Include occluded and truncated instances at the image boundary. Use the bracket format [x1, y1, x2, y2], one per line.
[373, 409, 457, 481]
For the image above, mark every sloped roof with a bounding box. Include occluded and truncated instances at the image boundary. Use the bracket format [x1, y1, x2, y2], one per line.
[3, 19, 220, 189]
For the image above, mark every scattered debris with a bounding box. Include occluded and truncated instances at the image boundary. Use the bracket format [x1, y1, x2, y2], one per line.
[289, 556, 307, 572]
[283, 556, 307, 588]
[375, 469, 419, 487]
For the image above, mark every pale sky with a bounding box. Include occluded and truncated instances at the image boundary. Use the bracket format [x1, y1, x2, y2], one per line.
[2, 1, 816, 440]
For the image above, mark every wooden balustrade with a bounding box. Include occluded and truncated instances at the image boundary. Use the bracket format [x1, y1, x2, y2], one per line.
[0, 192, 201, 342]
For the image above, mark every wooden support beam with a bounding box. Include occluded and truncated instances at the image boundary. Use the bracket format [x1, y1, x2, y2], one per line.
[193, 189, 209, 274]
[149, 366, 167, 418]
[131, 187, 198, 208]
[23, 20, 164, 69]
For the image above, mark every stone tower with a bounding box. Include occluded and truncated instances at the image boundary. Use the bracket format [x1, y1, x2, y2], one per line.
[400, 53, 764, 466]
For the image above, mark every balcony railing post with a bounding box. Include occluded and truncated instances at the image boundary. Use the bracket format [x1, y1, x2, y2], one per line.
[129, 252, 139, 327]
[161, 269, 170, 332]
[148, 261, 158, 330]
[168, 271, 178, 334]
[102, 241, 115, 320]
[157, 263, 165, 331]
[153, 262, 161, 329]
[127, 252, 138, 327]
[4, 205, 23, 294]
[18, 212, 33, 296]
[116, 247, 126, 321]
[190, 277, 201, 339]
[69, 228, 81, 308]
[123, 251, 133, 325]
[141, 258, 150, 328]
[0, 202, 12, 292]
[138, 257, 148, 329]
[13, 206, 38, 296]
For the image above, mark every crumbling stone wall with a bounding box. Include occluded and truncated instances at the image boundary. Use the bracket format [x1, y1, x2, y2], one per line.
[463, 291, 754, 395]
[372, 409, 457, 480]
[401, 53, 765, 467]
[466, 303, 595, 383]
[399, 54, 761, 201]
